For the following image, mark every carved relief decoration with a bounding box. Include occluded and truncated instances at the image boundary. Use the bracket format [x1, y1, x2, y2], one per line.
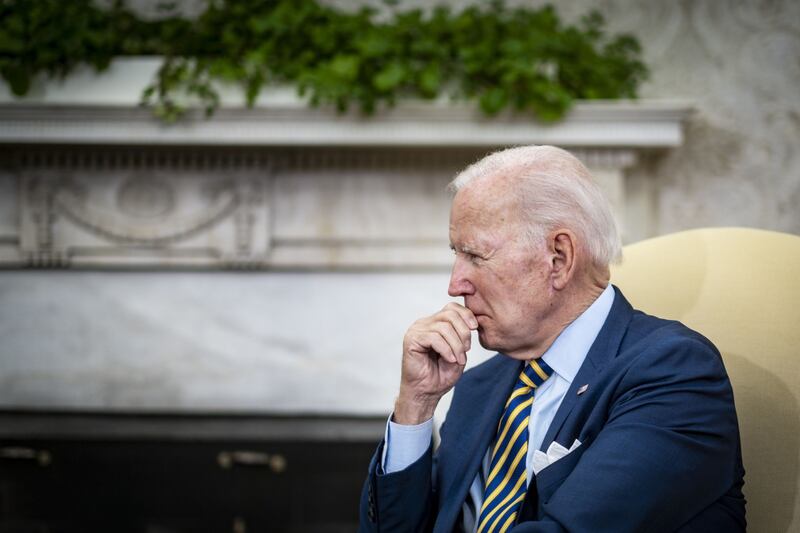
[3, 145, 641, 269]
[54, 177, 238, 244]
[15, 149, 272, 269]
[117, 177, 176, 218]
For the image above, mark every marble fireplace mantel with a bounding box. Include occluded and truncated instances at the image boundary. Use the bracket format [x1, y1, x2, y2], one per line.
[0, 59, 692, 416]
[0, 99, 689, 149]
[0, 58, 691, 271]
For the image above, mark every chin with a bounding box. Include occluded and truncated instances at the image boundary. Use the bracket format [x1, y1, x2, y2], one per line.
[477, 329, 502, 352]
[477, 329, 527, 359]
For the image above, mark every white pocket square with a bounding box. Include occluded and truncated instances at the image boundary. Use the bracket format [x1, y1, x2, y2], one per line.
[532, 439, 582, 475]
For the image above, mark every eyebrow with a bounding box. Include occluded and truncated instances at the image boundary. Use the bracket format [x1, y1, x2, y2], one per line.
[450, 243, 480, 255]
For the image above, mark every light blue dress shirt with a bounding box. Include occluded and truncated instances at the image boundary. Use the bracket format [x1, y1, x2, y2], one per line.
[383, 284, 615, 532]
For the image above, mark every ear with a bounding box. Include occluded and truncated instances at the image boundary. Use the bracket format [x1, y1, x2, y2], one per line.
[548, 229, 577, 290]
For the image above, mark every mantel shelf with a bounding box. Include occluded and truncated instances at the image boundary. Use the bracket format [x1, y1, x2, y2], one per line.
[0, 58, 691, 148]
[0, 101, 691, 148]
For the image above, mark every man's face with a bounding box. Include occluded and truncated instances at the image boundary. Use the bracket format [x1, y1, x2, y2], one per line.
[448, 183, 556, 360]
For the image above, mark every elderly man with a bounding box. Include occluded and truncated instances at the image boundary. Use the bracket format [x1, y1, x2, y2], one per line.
[359, 146, 745, 533]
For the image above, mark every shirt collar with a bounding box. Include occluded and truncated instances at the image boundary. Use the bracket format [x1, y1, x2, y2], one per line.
[541, 284, 615, 384]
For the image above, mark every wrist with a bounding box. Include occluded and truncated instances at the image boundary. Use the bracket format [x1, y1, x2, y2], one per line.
[393, 390, 440, 425]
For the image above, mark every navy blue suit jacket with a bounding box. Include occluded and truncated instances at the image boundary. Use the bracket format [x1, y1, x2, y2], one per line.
[359, 288, 746, 532]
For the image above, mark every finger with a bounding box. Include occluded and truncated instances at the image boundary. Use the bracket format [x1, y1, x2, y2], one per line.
[443, 302, 478, 330]
[427, 332, 458, 364]
[432, 322, 468, 366]
[437, 309, 472, 352]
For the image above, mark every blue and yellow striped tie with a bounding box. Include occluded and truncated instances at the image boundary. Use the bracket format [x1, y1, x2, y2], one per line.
[476, 359, 553, 533]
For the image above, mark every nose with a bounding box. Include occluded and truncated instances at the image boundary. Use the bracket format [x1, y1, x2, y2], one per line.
[448, 256, 476, 297]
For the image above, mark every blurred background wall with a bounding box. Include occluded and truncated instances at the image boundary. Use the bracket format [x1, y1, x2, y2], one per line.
[554, 0, 799, 240]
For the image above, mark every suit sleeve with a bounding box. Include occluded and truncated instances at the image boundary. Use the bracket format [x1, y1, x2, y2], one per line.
[359, 439, 435, 533]
[512, 333, 742, 532]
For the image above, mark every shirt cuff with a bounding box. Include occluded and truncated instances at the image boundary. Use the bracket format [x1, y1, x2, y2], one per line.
[380, 414, 434, 474]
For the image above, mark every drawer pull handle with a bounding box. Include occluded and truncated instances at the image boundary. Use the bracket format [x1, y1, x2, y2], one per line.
[0, 447, 52, 466]
[217, 451, 286, 473]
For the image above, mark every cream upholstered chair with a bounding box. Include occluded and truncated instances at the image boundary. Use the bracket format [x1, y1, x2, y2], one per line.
[610, 227, 800, 532]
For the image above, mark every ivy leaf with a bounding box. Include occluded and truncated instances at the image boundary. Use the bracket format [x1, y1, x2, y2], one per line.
[0, 31, 24, 54]
[249, 14, 274, 35]
[328, 54, 360, 82]
[1, 64, 31, 96]
[373, 62, 406, 92]
[418, 63, 441, 98]
[479, 87, 508, 115]
[355, 31, 392, 58]
[245, 76, 262, 106]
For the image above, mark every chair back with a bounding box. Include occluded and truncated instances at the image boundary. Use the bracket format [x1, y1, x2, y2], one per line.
[611, 227, 800, 532]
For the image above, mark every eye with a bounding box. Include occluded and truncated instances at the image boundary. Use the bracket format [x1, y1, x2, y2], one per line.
[451, 247, 483, 264]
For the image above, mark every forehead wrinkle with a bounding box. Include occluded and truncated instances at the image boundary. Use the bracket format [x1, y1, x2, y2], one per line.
[451, 219, 505, 257]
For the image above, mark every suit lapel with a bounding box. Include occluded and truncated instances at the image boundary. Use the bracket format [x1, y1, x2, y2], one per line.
[540, 286, 634, 450]
[435, 355, 521, 533]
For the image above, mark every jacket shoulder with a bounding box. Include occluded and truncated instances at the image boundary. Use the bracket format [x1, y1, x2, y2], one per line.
[622, 309, 721, 359]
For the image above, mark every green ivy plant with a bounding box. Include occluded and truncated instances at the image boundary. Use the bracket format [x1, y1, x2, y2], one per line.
[0, 0, 648, 123]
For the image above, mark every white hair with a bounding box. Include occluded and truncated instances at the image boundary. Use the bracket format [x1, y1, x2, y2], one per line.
[449, 145, 622, 267]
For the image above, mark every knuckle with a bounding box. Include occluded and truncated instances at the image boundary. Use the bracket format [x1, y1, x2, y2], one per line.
[442, 309, 464, 326]
[436, 319, 454, 332]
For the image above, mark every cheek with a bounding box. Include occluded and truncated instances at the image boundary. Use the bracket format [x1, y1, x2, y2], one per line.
[500, 282, 544, 324]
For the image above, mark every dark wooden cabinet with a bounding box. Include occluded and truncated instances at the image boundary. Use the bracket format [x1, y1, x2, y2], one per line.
[0, 413, 383, 533]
